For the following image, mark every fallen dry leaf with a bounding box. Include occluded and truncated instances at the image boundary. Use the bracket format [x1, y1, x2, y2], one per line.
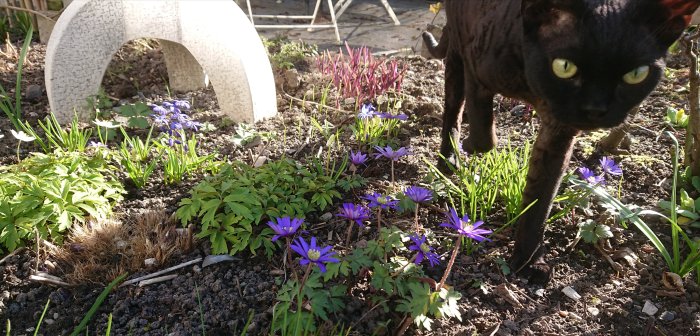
[662, 272, 685, 293]
[494, 283, 523, 308]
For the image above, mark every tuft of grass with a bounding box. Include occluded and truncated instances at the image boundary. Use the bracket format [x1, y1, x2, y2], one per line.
[426, 139, 531, 222]
[52, 211, 185, 284]
[0, 26, 32, 130]
[23, 112, 92, 153]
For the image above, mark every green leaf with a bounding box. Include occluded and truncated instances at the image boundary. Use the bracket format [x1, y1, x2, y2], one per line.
[127, 117, 150, 129]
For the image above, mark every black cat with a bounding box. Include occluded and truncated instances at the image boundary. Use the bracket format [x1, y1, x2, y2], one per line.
[423, 0, 700, 282]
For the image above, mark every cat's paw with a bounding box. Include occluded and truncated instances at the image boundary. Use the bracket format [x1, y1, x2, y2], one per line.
[509, 246, 552, 285]
[436, 156, 457, 175]
[463, 136, 495, 154]
[515, 262, 552, 286]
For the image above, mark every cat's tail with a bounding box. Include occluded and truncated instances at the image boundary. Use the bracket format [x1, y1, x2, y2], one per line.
[422, 26, 449, 59]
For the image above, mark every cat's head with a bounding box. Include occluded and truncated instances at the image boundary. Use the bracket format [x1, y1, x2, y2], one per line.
[520, 0, 700, 130]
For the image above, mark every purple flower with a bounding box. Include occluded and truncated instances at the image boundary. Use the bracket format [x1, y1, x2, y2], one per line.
[336, 203, 370, 227]
[363, 192, 399, 210]
[349, 150, 368, 166]
[173, 100, 191, 110]
[440, 208, 492, 242]
[170, 122, 184, 131]
[290, 236, 339, 273]
[578, 167, 605, 185]
[184, 119, 202, 131]
[599, 157, 622, 176]
[378, 112, 408, 121]
[166, 137, 182, 147]
[358, 103, 377, 119]
[151, 105, 168, 116]
[404, 186, 433, 204]
[267, 217, 304, 242]
[408, 234, 440, 267]
[373, 146, 411, 161]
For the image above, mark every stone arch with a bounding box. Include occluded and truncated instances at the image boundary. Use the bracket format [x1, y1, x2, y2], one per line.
[45, 0, 276, 124]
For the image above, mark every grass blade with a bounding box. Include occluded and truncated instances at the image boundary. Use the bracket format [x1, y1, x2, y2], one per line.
[33, 299, 50, 336]
[70, 273, 128, 336]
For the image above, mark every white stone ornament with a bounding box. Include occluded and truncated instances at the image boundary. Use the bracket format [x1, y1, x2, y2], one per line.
[45, 0, 277, 124]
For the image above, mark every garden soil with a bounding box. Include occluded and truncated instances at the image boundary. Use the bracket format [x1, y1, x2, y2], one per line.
[1, 1, 700, 335]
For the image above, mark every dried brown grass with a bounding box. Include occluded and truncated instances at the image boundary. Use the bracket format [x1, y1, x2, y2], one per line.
[53, 210, 193, 285]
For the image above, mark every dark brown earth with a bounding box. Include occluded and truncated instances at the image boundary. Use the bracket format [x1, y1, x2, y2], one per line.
[0, 32, 699, 336]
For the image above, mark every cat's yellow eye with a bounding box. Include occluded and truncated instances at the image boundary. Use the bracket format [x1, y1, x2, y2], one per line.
[552, 58, 578, 79]
[623, 65, 650, 85]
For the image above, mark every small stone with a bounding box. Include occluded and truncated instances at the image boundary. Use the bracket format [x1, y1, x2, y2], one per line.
[659, 311, 675, 322]
[568, 312, 583, 321]
[502, 319, 518, 330]
[284, 69, 301, 89]
[587, 307, 600, 316]
[642, 300, 659, 316]
[562, 286, 581, 301]
[24, 84, 43, 101]
[44, 319, 54, 325]
[253, 156, 267, 167]
[192, 265, 201, 273]
[53, 313, 59, 319]
[319, 212, 333, 221]
[534, 288, 546, 297]
[144, 258, 157, 267]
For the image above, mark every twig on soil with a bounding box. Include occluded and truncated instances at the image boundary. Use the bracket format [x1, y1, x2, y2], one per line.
[394, 315, 413, 336]
[29, 273, 71, 287]
[235, 276, 243, 297]
[138, 274, 178, 287]
[594, 241, 623, 272]
[120, 257, 202, 287]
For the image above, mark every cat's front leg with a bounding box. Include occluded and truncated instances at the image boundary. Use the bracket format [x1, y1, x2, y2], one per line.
[437, 52, 465, 172]
[509, 120, 579, 283]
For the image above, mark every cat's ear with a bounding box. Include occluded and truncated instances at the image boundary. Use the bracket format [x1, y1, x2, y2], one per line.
[659, 0, 700, 25]
[521, 0, 585, 35]
[643, 0, 700, 46]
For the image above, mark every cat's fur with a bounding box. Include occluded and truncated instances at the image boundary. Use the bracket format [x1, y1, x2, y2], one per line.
[423, 0, 700, 281]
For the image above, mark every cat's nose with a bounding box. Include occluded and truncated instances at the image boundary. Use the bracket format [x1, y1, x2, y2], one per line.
[582, 104, 608, 121]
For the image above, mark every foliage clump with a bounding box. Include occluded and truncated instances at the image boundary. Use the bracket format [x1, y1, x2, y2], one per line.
[0, 152, 124, 252]
[176, 158, 356, 256]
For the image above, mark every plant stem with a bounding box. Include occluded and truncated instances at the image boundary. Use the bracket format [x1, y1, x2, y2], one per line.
[414, 204, 420, 232]
[437, 237, 461, 291]
[391, 160, 395, 187]
[297, 264, 313, 302]
[377, 208, 382, 231]
[34, 228, 39, 272]
[285, 237, 298, 280]
[345, 221, 354, 246]
[391, 254, 418, 277]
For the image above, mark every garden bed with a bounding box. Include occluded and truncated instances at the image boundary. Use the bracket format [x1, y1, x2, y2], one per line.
[0, 35, 699, 336]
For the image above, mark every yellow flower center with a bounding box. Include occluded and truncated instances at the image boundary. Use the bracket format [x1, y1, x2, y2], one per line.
[420, 243, 430, 253]
[461, 222, 473, 231]
[307, 249, 321, 261]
